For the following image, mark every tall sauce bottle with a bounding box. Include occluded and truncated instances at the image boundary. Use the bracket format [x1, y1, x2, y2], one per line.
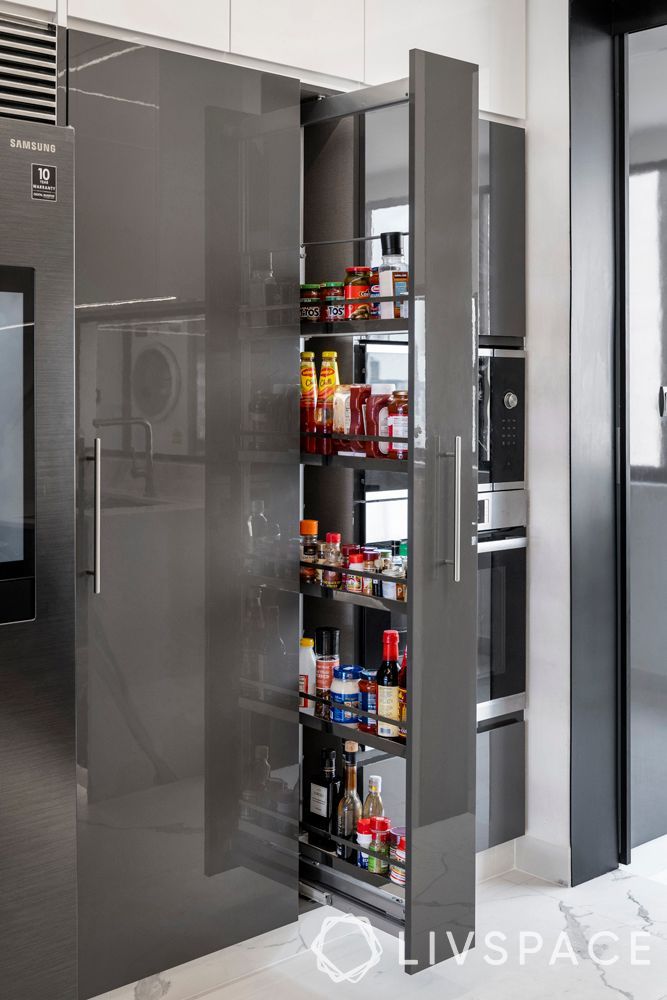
[376, 629, 400, 739]
[398, 646, 407, 743]
[315, 350, 339, 455]
[300, 351, 317, 454]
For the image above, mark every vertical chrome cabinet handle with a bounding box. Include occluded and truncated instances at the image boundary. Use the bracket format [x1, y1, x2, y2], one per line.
[86, 437, 101, 594]
[453, 435, 462, 583]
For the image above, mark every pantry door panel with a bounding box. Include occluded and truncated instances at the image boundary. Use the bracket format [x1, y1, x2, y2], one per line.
[406, 49, 479, 970]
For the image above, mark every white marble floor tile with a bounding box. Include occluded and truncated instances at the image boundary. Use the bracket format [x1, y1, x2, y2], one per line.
[93, 868, 667, 1000]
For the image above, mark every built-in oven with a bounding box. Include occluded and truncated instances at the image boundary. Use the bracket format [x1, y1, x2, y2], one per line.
[0, 265, 35, 623]
[477, 489, 527, 709]
[478, 348, 525, 492]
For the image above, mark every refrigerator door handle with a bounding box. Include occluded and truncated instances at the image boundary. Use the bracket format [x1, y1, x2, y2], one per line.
[86, 437, 101, 594]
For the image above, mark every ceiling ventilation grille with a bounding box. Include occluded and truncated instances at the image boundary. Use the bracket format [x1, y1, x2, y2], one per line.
[0, 16, 57, 124]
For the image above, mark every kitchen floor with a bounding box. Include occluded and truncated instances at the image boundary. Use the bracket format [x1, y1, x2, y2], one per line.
[99, 847, 667, 1000]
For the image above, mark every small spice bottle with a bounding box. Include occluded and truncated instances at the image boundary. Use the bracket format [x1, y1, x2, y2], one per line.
[356, 817, 372, 869]
[322, 532, 342, 589]
[368, 816, 391, 875]
[389, 836, 407, 886]
[300, 519, 319, 584]
[345, 552, 364, 593]
[362, 547, 380, 596]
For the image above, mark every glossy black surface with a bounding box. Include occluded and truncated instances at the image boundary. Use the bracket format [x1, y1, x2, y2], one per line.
[478, 120, 525, 342]
[0, 118, 75, 1000]
[69, 31, 301, 997]
[477, 542, 526, 702]
[478, 351, 525, 488]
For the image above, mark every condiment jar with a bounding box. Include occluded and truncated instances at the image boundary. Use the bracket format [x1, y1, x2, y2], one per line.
[341, 544, 361, 588]
[320, 282, 345, 322]
[300, 284, 321, 322]
[330, 664, 361, 725]
[365, 383, 396, 458]
[344, 266, 371, 320]
[358, 667, 378, 734]
[345, 552, 364, 593]
[389, 835, 407, 885]
[387, 390, 409, 460]
[300, 519, 319, 583]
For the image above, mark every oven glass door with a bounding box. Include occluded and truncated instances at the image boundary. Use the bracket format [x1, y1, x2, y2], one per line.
[0, 266, 35, 622]
[477, 538, 526, 703]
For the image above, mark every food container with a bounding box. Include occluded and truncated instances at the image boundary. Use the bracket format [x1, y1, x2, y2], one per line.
[345, 553, 364, 593]
[344, 266, 371, 320]
[365, 383, 396, 458]
[300, 284, 321, 322]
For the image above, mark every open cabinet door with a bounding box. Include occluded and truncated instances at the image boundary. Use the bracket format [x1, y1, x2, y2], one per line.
[406, 49, 478, 969]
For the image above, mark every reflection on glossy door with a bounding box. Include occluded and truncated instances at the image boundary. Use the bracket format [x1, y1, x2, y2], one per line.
[628, 26, 667, 849]
[71, 32, 301, 997]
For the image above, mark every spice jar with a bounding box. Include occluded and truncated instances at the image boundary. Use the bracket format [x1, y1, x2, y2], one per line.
[389, 836, 407, 885]
[356, 817, 372, 869]
[387, 390, 409, 460]
[322, 532, 342, 590]
[300, 284, 321, 322]
[358, 667, 378, 734]
[300, 519, 319, 583]
[368, 816, 391, 875]
[362, 547, 380, 596]
[341, 543, 361, 588]
[344, 266, 371, 320]
[345, 552, 364, 593]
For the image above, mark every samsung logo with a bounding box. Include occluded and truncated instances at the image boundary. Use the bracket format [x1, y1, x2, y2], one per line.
[10, 139, 56, 152]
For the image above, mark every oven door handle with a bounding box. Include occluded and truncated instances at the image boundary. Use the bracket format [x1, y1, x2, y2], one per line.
[477, 536, 527, 554]
[86, 437, 101, 594]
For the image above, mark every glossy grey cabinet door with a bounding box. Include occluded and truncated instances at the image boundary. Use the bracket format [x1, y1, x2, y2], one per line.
[407, 50, 478, 970]
[70, 32, 301, 998]
[478, 120, 525, 342]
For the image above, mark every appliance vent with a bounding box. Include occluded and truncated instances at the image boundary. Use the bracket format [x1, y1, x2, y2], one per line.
[0, 16, 57, 124]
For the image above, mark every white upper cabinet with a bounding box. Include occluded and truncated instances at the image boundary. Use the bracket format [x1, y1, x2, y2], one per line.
[7, 0, 56, 11]
[364, 0, 526, 119]
[231, 0, 364, 83]
[68, 0, 231, 52]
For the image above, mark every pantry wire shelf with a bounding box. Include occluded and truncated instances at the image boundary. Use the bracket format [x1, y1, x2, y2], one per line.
[300, 582, 408, 614]
[300, 824, 405, 873]
[300, 452, 409, 473]
[300, 560, 407, 587]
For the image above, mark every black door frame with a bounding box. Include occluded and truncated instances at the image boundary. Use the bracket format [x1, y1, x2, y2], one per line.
[570, 0, 667, 884]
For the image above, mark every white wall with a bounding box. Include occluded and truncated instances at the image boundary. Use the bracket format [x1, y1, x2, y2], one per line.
[516, 0, 571, 885]
[3, 0, 526, 117]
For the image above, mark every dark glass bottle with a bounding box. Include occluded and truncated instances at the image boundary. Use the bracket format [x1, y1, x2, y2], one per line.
[376, 629, 400, 739]
[306, 748, 339, 851]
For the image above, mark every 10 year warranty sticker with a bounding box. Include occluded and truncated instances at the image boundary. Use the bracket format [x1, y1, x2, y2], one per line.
[31, 163, 56, 202]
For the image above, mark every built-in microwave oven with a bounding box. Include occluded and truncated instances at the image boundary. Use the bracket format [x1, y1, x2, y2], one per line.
[478, 348, 525, 492]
